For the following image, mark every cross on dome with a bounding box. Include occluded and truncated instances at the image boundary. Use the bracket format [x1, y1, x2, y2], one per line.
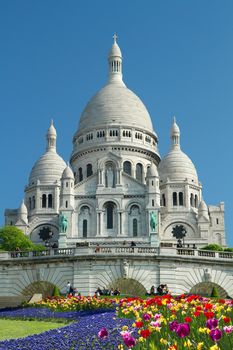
[113, 33, 118, 43]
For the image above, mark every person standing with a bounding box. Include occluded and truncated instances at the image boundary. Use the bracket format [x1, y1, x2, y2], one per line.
[66, 281, 71, 296]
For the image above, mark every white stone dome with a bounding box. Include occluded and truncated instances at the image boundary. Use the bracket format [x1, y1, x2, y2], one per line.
[158, 148, 198, 183]
[78, 83, 154, 133]
[76, 36, 154, 135]
[29, 121, 66, 185]
[147, 163, 158, 177]
[29, 151, 66, 184]
[159, 119, 198, 183]
[62, 165, 74, 179]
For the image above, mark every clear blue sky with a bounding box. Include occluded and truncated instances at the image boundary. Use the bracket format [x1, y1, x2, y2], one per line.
[1, 1, 233, 245]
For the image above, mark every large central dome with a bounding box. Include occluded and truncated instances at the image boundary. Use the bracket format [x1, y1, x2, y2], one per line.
[75, 36, 155, 136]
[78, 83, 153, 133]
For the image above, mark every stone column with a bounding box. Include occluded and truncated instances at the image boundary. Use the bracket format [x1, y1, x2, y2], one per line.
[117, 211, 122, 236]
[185, 183, 190, 210]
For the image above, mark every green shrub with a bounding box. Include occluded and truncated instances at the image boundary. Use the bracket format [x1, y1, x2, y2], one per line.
[52, 285, 61, 297]
[223, 247, 233, 252]
[201, 244, 223, 251]
[211, 286, 219, 298]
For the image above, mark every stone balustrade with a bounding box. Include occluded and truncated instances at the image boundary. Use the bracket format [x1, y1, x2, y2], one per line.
[1, 247, 233, 261]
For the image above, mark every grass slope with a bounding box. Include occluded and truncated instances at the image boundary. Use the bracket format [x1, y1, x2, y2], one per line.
[0, 319, 67, 340]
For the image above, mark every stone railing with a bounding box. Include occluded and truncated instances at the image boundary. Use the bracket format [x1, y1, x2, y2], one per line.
[2, 247, 233, 261]
[92, 246, 158, 255]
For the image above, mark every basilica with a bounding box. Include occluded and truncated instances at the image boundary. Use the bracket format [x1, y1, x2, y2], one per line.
[5, 37, 226, 249]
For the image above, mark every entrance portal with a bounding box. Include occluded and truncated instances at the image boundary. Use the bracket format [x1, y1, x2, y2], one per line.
[190, 282, 228, 298]
[108, 278, 146, 296]
[22, 281, 56, 298]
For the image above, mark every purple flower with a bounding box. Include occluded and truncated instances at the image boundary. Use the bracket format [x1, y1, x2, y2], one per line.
[143, 313, 151, 321]
[206, 318, 218, 330]
[98, 327, 108, 339]
[122, 334, 137, 348]
[209, 328, 222, 342]
[175, 323, 190, 338]
[169, 320, 179, 331]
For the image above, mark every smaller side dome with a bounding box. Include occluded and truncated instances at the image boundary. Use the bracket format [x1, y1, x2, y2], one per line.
[159, 118, 198, 183]
[62, 164, 74, 179]
[29, 121, 66, 185]
[146, 163, 158, 177]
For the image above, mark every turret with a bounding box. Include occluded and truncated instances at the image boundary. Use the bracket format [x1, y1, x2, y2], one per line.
[18, 200, 28, 224]
[146, 163, 160, 207]
[198, 200, 210, 222]
[60, 164, 74, 209]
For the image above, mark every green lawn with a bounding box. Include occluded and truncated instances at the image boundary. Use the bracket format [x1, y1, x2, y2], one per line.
[0, 319, 67, 340]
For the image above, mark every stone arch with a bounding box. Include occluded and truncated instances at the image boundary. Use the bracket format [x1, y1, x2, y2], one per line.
[77, 203, 95, 238]
[21, 281, 57, 298]
[125, 200, 143, 213]
[190, 282, 228, 298]
[98, 155, 121, 170]
[123, 160, 132, 176]
[108, 278, 147, 296]
[163, 221, 197, 240]
[99, 198, 121, 211]
[30, 223, 59, 245]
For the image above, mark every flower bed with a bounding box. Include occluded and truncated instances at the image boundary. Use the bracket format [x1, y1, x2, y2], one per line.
[30, 295, 117, 312]
[0, 311, 133, 350]
[1, 295, 233, 349]
[112, 295, 233, 349]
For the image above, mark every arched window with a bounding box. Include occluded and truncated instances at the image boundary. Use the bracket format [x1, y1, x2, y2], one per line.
[29, 197, 32, 210]
[173, 192, 177, 206]
[32, 196, 36, 209]
[161, 194, 166, 207]
[152, 199, 155, 207]
[106, 202, 114, 229]
[194, 195, 198, 208]
[123, 161, 131, 175]
[190, 193, 194, 207]
[48, 194, 53, 208]
[42, 194, 47, 208]
[179, 192, 184, 206]
[133, 218, 138, 237]
[65, 201, 68, 208]
[78, 167, 83, 182]
[87, 164, 93, 177]
[83, 219, 87, 238]
[136, 163, 143, 182]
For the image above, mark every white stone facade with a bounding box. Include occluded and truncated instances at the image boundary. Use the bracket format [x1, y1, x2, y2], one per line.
[5, 37, 225, 250]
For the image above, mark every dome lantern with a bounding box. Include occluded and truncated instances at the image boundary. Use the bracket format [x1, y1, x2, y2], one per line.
[46, 119, 57, 152]
[170, 117, 180, 149]
[108, 33, 124, 85]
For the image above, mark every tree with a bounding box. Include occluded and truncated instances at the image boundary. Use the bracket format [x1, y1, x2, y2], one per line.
[0, 226, 35, 251]
[201, 244, 223, 251]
